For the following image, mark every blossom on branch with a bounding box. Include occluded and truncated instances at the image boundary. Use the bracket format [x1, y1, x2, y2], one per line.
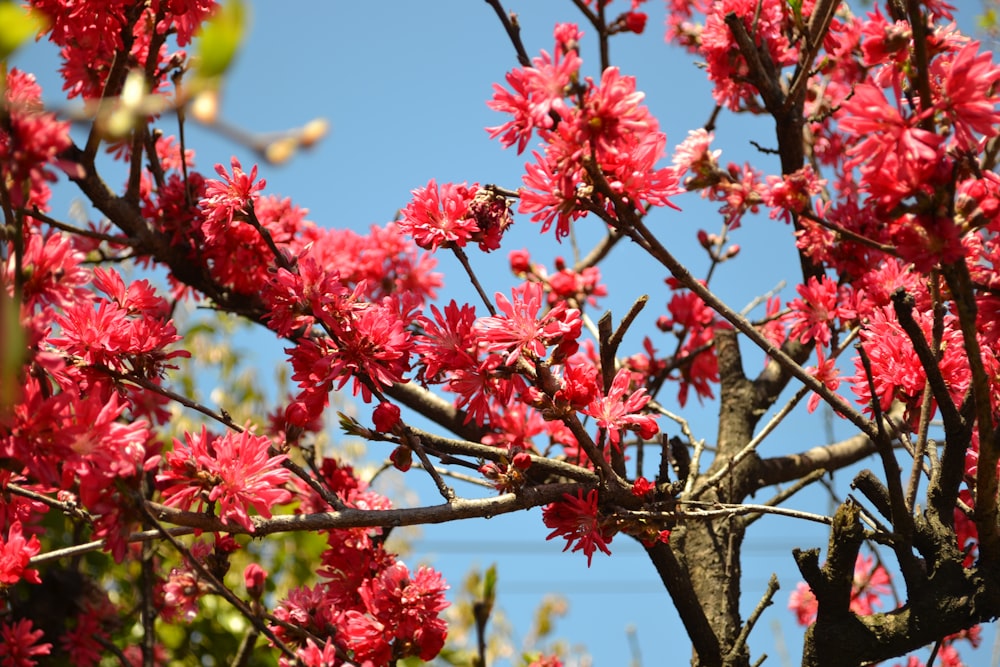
[398, 179, 480, 251]
[474, 281, 582, 366]
[0, 521, 41, 585]
[583, 368, 659, 448]
[200, 157, 266, 241]
[156, 427, 292, 532]
[543, 489, 616, 566]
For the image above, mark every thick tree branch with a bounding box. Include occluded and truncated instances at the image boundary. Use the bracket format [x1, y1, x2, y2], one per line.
[757, 433, 877, 487]
[644, 542, 723, 666]
[146, 483, 579, 535]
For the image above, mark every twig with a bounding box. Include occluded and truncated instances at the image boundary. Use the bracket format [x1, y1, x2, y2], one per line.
[729, 574, 780, 663]
[30, 526, 196, 566]
[483, 0, 532, 67]
[453, 245, 498, 317]
[627, 215, 876, 441]
[139, 503, 298, 660]
[741, 469, 827, 528]
[405, 429, 456, 501]
[693, 329, 859, 499]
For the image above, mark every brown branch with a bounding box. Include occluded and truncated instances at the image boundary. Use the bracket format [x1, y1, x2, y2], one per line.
[783, 0, 840, 115]
[627, 216, 877, 441]
[483, 0, 532, 67]
[941, 261, 999, 562]
[644, 542, 722, 666]
[757, 432, 877, 487]
[145, 483, 580, 535]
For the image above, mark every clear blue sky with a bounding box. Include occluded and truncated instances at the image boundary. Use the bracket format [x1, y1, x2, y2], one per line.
[11, 1, 997, 665]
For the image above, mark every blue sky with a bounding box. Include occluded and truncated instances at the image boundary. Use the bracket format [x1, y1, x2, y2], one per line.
[11, 1, 998, 665]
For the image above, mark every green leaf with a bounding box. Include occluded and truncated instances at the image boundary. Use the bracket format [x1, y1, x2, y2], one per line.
[482, 563, 498, 606]
[0, 3, 46, 62]
[194, 0, 247, 82]
[0, 289, 24, 411]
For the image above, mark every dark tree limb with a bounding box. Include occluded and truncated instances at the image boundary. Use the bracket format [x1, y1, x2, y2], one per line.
[644, 542, 723, 667]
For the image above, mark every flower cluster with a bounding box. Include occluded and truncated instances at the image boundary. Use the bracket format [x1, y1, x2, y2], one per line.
[271, 458, 449, 666]
[489, 24, 681, 240]
[155, 427, 292, 532]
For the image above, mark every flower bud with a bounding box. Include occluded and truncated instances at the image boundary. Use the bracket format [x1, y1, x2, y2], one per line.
[390, 445, 412, 472]
[244, 563, 267, 600]
[372, 402, 401, 433]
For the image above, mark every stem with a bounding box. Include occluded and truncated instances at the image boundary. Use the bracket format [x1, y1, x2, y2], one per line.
[629, 217, 876, 440]
[452, 245, 497, 316]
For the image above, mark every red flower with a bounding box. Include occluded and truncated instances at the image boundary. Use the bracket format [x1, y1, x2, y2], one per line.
[343, 562, 450, 664]
[413, 300, 479, 383]
[0, 69, 73, 210]
[631, 476, 655, 497]
[805, 347, 843, 414]
[518, 149, 588, 241]
[0, 619, 51, 667]
[789, 553, 891, 627]
[244, 563, 268, 599]
[0, 521, 41, 585]
[156, 427, 292, 532]
[326, 300, 414, 402]
[932, 41, 1000, 151]
[786, 275, 855, 347]
[542, 489, 616, 566]
[398, 179, 480, 251]
[474, 281, 582, 366]
[486, 23, 583, 154]
[287, 640, 341, 667]
[624, 11, 647, 34]
[583, 368, 659, 448]
[200, 157, 266, 241]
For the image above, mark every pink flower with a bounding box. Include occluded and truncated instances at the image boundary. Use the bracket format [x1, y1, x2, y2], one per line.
[765, 166, 825, 223]
[199, 157, 266, 241]
[518, 149, 588, 241]
[325, 299, 414, 402]
[0, 619, 51, 667]
[397, 179, 480, 251]
[932, 41, 1000, 151]
[288, 640, 341, 667]
[806, 347, 843, 413]
[700, 0, 798, 110]
[542, 489, 616, 566]
[528, 656, 564, 667]
[0, 521, 42, 585]
[414, 300, 479, 382]
[852, 305, 970, 415]
[788, 582, 818, 626]
[786, 275, 854, 347]
[486, 23, 583, 153]
[850, 554, 890, 615]
[837, 81, 947, 209]
[487, 68, 538, 154]
[789, 554, 891, 627]
[343, 562, 450, 663]
[156, 427, 292, 532]
[474, 281, 583, 366]
[583, 368, 659, 448]
[0, 69, 73, 210]
[672, 128, 721, 188]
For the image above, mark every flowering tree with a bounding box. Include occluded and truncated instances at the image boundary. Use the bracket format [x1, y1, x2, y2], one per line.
[1, 0, 1000, 666]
